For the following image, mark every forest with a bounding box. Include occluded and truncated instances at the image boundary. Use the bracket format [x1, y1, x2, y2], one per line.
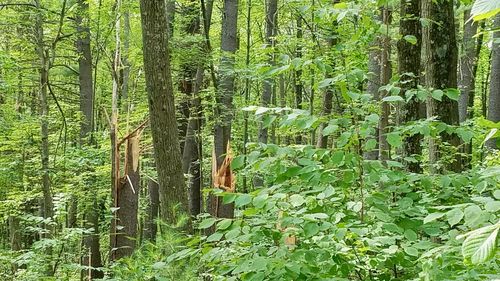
[0, 0, 499, 280]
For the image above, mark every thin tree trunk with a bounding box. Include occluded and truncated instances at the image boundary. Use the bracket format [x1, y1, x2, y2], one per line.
[35, 0, 53, 236]
[399, 0, 422, 172]
[378, 8, 392, 162]
[295, 16, 303, 144]
[486, 14, 500, 149]
[422, 0, 461, 172]
[140, 0, 190, 227]
[208, 0, 239, 220]
[258, 0, 278, 144]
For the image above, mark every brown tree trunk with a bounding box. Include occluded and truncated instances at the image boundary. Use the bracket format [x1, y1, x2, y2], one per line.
[110, 135, 141, 260]
[422, 0, 461, 172]
[208, 0, 239, 220]
[139, 0, 190, 226]
[143, 179, 160, 241]
[378, 8, 392, 163]
[486, 14, 500, 149]
[398, 0, 422, 172]
[258, 0, 278, 144]
[76, 0, 103, 277]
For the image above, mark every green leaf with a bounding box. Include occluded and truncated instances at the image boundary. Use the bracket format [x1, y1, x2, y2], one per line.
[231, 155, 246, 170]
[199, 218, 216, 229]
[387, 132, 403, 148]
[207, 232, 223, 242]
[403, 246, 419, 257]
[431, 89, 443, 101]
[460, 225, 499, 264]
[290, 194, 305, 207]
[444, 88, 460, 101]
[304, 222, 320, 237]
[322, 124, 339, 136]
[403, 35, 417, 45]
[423, 212, 445, 224]
[382, 95, 404, 102]
[235, 194, 253, 207]
[404, 229, 418, 241]
[446, 208, 464, 227]
[217, 219, 232, 230]
[485, 201, 500, 212]
[471, 0, 500, 21]
[464, 204, 484, 227]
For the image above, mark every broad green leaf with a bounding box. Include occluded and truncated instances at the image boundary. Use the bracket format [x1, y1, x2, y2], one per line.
[231, 155, 246, 170]
[431, 89, 443, 101]
[446, 208, 464, 227]
[423, 212, 445, 224]
[403, 35, 417, 45]
[404, 229, 418, 241]
[461, 225, 499, 264]
[207, 232, 223, 242]
[217, 219, 232, 230]
[304, 222, 320, 237]
[485, 201, 500, 212]
[404, 246, 419, 257]
[382, 95, 404, 102]
[199, 218, 216, 229]
[290, 194, 305, 207]
[471, 0, 500, 21]
[235, 194, 253, 207]
[387, 132, 403, 148]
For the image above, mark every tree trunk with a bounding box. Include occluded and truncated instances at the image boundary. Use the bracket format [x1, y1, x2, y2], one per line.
[398, 0, 422, 172]
[378, 8, 392, 163]
[208, 0, 239, 220]
[139, 0, 190, 226]
[422, 0, 461, 172]
[143, 179, 160, 241]
[35, 0, 54, 237]
[486, 14, 500, 149]
[110, 135, 141, 260]
[365, 13, 381, 160]
[77, 0, 103, 276]
[258, 0, 278, 144]
[295, 16, 303, 144]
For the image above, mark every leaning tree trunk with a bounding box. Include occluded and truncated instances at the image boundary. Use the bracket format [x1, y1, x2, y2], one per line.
[139, 0, 190, 227]
[208, 0, 239, 220]
[422, 0, 461, 172]
[76, 0, 103, 277]
[398, 0, 422, 172]
[258, 0, 278, 144]
[486, 14, 500, 149]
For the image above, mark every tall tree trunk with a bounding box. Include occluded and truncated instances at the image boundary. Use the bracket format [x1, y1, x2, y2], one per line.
[398, 0, 422, 172]
[422, 0, 460, 172]
[486, 14, 500, 149]
[258, 0, 278, 144]
[35, 0, 53, 236]
[77, 0, 103, 277]
[365, 14, 381, 160]
[295, 16, 303, 144]
[121, 6, 131, 113]
[208, 0, 239, 219]
[139, 0, 190, 226]
[458, 11, 483, 164]
[378, 8, 392, 163]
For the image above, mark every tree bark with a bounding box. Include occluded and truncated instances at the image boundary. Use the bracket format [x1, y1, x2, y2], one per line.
[486, 14, 500, 149]
[422, 0, 461, 172]
[398, 0, 422, 172]
[140, 0, 190, 226]
[258, 0, 278, 144]
[143, 179, 160, 241]
[208, 0, 239, 220]
[378, 8, 392, 163]
[295, 16, 303, 145]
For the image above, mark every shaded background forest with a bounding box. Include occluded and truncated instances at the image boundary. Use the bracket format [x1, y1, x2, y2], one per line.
[0, 0, 499, 280]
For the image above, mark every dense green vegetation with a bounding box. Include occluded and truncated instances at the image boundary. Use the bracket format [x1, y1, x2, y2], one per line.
[0, 0, 499, 280]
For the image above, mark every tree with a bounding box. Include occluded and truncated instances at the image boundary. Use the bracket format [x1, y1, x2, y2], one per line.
[422, 0, 461, 172]
[398, 0, 422, 172]
[486, 14, 500, 149]
[208, 0, 239, 219]
[139, 0, 189, 226]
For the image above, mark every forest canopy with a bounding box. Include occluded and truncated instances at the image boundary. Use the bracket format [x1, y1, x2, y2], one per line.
[0, 0, 499, 280]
